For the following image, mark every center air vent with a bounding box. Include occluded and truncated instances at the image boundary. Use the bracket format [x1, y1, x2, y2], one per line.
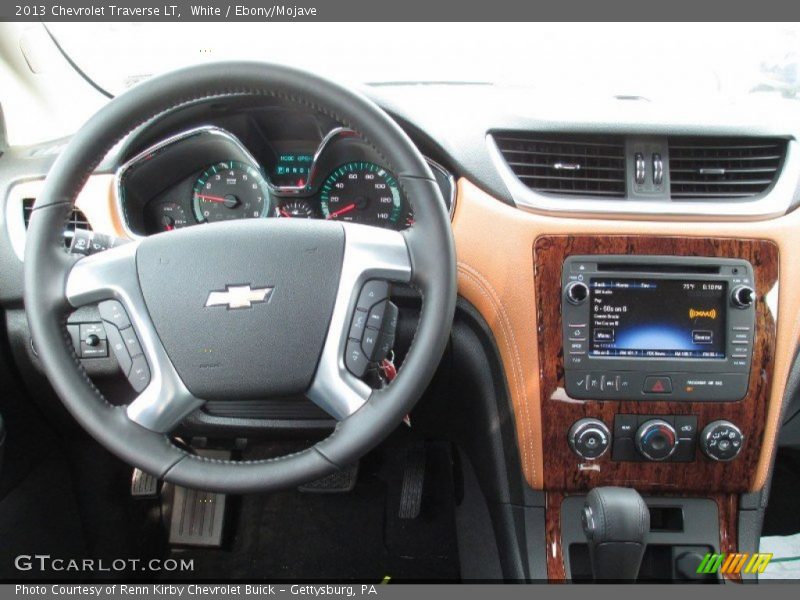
[494, 133, 626, 198]
[668, 137, 787, 199]
[22, 197, 92, 241]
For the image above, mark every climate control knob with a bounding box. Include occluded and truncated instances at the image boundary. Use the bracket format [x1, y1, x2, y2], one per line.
[700, 420, 744, 462]
[565, 281, 590, 305]
[731, 285, 755, 309]
[635, 419, 678, 461]
[568, 418, 610, 460]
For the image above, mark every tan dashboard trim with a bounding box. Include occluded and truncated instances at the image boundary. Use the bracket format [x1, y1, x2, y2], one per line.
[452, 178, 800, 492]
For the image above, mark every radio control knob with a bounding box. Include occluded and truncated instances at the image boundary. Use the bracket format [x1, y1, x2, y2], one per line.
[700, 420, 744, 462]
[565, 281, 590, 305]
[731, 285, 755, 309]
[635, 419, 678, 461]
[568, 418, 610, 460]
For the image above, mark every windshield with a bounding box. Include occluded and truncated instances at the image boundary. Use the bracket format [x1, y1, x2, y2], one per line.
[47, 22, 800, 100]
[1, 22, 798, 146]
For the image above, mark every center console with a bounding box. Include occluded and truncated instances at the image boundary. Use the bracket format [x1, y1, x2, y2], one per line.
[533, 235, 778, 581]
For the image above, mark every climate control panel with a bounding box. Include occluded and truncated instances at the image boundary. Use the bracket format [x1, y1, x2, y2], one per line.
[567, 415, 744, 463]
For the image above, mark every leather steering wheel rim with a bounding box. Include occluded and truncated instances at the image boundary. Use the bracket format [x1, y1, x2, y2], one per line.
[23, 62, 456, 493]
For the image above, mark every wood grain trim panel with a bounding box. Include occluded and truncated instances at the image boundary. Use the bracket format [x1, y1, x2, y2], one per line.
[544, 492, 739, 581]
[535, 236, 776, 493]
[452, 177, 800, 492]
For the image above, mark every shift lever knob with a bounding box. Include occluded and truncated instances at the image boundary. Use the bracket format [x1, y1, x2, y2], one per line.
[582, 487, 649, 581]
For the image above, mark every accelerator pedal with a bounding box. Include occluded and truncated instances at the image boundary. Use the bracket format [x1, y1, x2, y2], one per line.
[167, 449, 229, 547]
[398, 442, 427, 519]
[298, 463, 359, 493]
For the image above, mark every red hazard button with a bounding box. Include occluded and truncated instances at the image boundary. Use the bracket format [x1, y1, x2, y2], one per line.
[643, 376, 673, 394]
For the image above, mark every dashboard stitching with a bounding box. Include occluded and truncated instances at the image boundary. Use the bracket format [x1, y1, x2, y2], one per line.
[457, 263, 535, 482]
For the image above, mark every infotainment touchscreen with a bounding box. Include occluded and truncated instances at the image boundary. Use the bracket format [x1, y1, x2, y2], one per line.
[589, 279, 727, 359]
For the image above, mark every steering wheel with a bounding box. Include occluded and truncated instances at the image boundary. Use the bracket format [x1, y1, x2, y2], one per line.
[24, 62, 456, 493]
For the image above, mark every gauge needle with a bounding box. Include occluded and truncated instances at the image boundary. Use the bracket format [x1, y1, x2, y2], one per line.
[194, 194, 228, 203]
[326, 203, 357, 220]
[279, 208, 292, 218]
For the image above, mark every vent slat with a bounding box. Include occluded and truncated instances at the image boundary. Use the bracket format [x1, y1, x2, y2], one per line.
[23, 198, 92, 246]
[668, 137, 786, 200]
[496, 133, 626, 198]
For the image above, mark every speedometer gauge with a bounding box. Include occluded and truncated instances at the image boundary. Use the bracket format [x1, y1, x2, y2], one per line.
[319, 162, 408, 229]
[192, 161, 271, 223]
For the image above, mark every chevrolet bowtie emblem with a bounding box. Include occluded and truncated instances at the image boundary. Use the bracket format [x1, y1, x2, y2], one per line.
[205, 285, 273, 309]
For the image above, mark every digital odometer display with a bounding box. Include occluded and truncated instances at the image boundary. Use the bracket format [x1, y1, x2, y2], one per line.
[589, 279, 727, 359]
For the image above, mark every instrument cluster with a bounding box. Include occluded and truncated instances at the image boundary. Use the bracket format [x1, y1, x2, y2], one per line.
[117, 125, 452, 236]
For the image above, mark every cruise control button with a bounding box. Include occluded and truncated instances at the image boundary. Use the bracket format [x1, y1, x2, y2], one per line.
[345, 339, 369, 377]
[128, 356, 151, 393]
[120, 327, 143, 357]
[98, 300, 131, 329]
[643, 376, 672, 394]
[104, 323, 132, 376]
[381, 302, 399, 333]
[357, 280, 389, 311]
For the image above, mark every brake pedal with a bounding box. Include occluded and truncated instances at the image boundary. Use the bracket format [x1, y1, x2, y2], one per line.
[398, 442, 426, 519]
[130, 468, 159, 498]
[299, 463, 359, 493]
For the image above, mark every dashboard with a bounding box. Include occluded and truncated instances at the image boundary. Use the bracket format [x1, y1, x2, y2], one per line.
[116, 109, 453, 237]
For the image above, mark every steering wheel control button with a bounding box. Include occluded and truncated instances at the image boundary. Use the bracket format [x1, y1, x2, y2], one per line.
[349, 309, 368, 339]
[701, 420, 744, 461]
[568, 418, 611, 460]
[357, 280, 389, 311]
[643, 376, 672, 394]
[120, 328, 144, 358]
[635, 419, 678, 461]
[128, 356, 151, 393]
[104, 324, 132, 376]
[362, 329, 379, 359]
[345, 339, 369, 377]
[367, 300, 388, 328]
[98, 300, 131, 329]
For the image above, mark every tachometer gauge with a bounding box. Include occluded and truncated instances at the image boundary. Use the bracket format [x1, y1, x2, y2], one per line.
[319, 162, 406, 229]
[192, 161, 271, 223]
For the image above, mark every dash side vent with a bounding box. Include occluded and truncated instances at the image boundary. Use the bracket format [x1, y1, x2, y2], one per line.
[494, 132, 626, 198]
[22, 197, 92, 241]
[668, 137, 787, 199]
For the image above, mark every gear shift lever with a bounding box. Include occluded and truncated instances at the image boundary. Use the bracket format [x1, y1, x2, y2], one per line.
[581, 487, 650, 581]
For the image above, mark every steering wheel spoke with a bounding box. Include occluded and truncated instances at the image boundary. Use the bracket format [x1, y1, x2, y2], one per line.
[306, 223, 412, 420]
[65, 242, 204, 433]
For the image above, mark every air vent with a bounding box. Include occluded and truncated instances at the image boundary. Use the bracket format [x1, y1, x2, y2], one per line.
[22, 198, 92, 241]
[668, 137, 787, 199]
[494, 133, 626, 198]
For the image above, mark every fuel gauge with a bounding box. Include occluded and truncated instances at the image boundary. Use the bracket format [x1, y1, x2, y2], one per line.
[278, 200, 316, 219]
[155, 201, 191, 232]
